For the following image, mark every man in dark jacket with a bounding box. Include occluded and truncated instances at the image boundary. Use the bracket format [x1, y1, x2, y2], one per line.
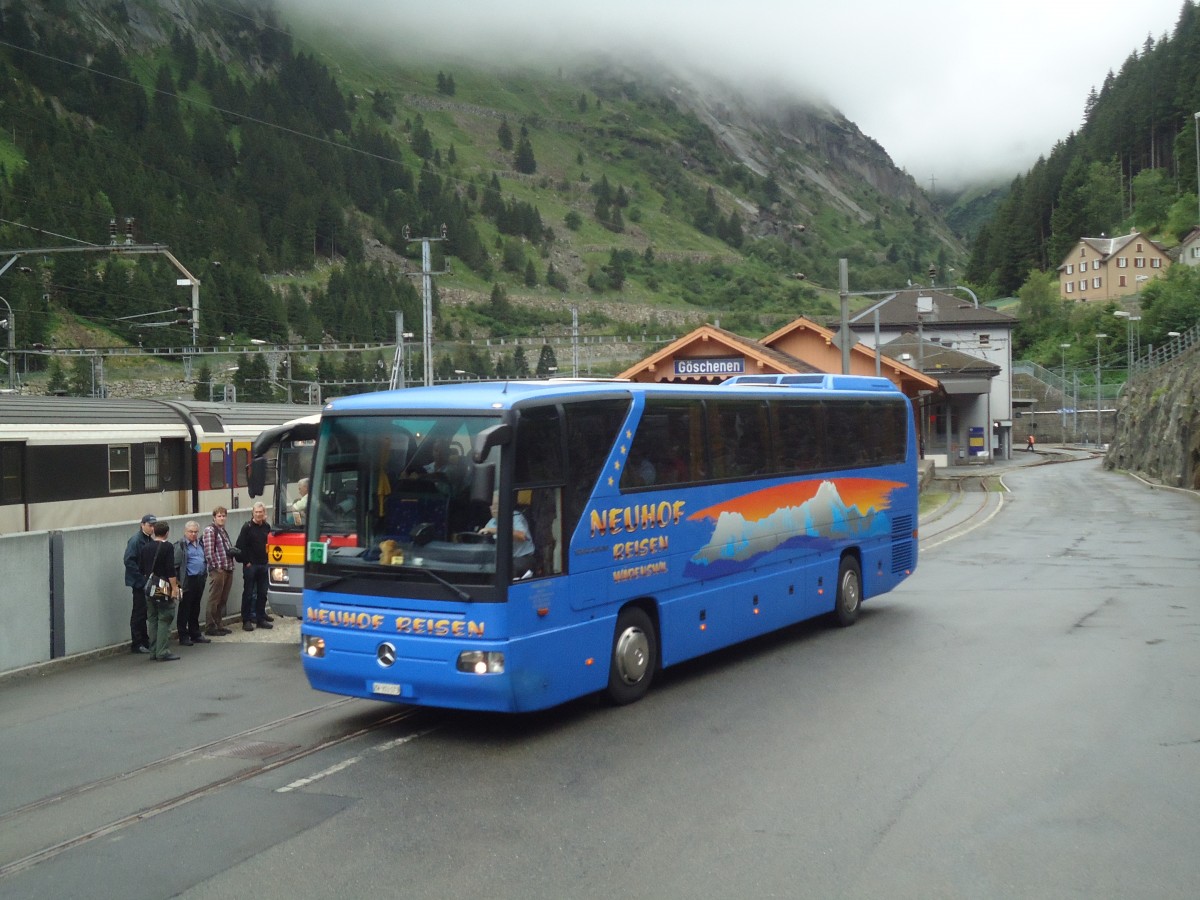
[235, 501, 273, 631]
[122, 514, 155, 653]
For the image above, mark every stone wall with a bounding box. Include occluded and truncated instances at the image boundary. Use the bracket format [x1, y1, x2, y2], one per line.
[1105, 346, 1200, 489]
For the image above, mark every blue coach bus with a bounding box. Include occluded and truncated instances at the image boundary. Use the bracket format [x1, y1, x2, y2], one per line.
[299, 377, 918, 712]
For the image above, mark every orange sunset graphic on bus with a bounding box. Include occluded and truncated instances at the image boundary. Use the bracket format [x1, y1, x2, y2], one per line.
[685, 478, 907, 578]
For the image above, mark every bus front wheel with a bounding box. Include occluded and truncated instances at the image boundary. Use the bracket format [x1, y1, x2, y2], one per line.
[833, 556, 862, 627]
[606, 607, 657, 705]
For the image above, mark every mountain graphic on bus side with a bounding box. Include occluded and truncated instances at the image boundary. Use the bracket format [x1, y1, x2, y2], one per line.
[685, 478, 907, 577]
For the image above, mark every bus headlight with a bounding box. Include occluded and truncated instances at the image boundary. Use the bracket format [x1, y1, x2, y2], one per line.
[270, 566, 289, 585]
[456, 650, 505, 675]
[303, 636, 325, 658]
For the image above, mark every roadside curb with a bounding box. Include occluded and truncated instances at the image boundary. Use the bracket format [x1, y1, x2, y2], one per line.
[0, 615, 299, 687]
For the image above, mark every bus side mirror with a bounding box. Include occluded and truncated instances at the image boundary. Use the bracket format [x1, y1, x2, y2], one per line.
[471, 465, 495, 504]
[471, 423, 512, 464]
[248, 457, 267, 497]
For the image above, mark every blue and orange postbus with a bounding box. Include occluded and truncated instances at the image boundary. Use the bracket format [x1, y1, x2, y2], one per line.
[299, 376, 918, 712]
[249, 414, 320, 618]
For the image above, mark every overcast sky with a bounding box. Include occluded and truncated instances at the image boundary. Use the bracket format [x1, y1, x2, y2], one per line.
[285, 0, 1189, 188]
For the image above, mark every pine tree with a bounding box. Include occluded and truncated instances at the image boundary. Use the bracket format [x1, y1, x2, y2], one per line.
[46, 359, 68, 395]
[514, 134, 537, 175]
[535, 343, 558, 375]
[68, 357, 94, 397]
[524, 259, 538, 287]
[489, 282, 510, 316]
[513, 345, 530, 377]
[193, 363, 212, 401]
[497, 118, 513, 151]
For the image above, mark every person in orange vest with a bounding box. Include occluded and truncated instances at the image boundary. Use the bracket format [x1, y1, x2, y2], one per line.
[1026, 433, 1036, 452]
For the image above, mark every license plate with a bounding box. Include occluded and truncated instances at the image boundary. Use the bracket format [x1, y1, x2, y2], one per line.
[371, 681, 402, 696]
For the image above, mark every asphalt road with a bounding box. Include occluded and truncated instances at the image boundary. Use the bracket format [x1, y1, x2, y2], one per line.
[1, 457, 1197, 899]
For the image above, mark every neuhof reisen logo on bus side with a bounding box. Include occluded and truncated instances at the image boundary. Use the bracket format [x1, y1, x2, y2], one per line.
[590, 499, 688, 583]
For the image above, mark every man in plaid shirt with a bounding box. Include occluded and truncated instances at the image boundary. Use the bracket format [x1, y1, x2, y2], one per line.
[201, 507, 237, 636]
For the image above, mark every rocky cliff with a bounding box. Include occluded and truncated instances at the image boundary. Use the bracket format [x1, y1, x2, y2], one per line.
[1106, 347, 1200, 489]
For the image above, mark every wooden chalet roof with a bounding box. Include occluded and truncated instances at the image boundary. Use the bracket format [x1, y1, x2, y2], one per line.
[761, 314, 940, 394]
[618, 323, 822, 381]
[618, 318, 942, 399]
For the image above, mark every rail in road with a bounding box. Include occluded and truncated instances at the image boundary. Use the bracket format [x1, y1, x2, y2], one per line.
[919, 477, 1005, 548]
[919, 449, 1102, 549]
[0, 687, 438, 882]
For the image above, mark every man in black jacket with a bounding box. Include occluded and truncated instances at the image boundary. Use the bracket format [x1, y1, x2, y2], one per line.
[122, 513, 156, 653]
[235, 501, 273, 631]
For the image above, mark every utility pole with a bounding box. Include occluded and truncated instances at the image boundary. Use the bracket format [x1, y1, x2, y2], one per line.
[571, 304, 580, 376]
[1095, 333, 1108, 448]
[836, 259, 851, 374]
[402, 225, 448, 387]
[0, 294, 14, 391]
[389, 312, 415, 390]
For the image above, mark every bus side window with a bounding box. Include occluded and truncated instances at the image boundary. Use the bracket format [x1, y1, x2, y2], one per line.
[514, 406, 564, 578]
[708, 400, 769, 479]
[622, 400, 701, 490]
[564, 400, 630, 537]
[774, 400, 824, 474]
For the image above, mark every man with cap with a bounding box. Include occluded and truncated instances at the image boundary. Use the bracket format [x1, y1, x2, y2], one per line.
[123, 514, 156, 653]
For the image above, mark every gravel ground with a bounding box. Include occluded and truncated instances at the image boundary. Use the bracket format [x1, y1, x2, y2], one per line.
[211, 613, 302, 644]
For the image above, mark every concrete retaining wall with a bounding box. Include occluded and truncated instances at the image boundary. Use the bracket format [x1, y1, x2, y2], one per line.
[0, 511, 252, 675]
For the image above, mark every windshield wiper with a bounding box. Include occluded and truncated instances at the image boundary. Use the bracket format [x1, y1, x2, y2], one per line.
[309, 574, 348, 592]
[414, 568, 473, 602]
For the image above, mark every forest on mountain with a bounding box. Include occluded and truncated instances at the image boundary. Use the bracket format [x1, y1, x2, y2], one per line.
[964, 0, 1200, 371]
[0, 0, 959, 394]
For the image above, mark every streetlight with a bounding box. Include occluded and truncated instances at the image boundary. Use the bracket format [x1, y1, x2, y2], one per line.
[1113, 310, 1132, 371]
[1095, 333, 1108, 448]
[1060, 343, 1071, 439]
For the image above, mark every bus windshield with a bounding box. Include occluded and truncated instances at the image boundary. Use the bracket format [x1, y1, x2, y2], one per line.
[309, 413, 503, 592]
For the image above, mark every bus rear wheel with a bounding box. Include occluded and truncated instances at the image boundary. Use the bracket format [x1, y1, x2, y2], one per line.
[606, 607, 657, 705]
[833, 556, 862, 627]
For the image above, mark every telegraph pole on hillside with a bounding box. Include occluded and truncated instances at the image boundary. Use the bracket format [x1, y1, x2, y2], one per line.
[402, 225, 449, 387]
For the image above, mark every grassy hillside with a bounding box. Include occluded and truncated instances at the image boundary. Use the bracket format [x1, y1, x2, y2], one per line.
[0, 0, 965, 394]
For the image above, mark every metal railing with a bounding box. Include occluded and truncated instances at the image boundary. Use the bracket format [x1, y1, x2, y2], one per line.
[1131, 321, 1200, 375]
[1013, 361, 1123, 403]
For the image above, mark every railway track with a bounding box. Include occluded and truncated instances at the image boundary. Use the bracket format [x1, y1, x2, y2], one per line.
[0, 697, 434, 880]
[918, 477, 1005, 548]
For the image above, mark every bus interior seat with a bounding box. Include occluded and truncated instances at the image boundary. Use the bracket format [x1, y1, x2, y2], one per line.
[382, 482, 449, 543]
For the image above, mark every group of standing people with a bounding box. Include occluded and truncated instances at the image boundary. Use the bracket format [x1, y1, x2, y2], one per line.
[121, 502, 275, 660]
